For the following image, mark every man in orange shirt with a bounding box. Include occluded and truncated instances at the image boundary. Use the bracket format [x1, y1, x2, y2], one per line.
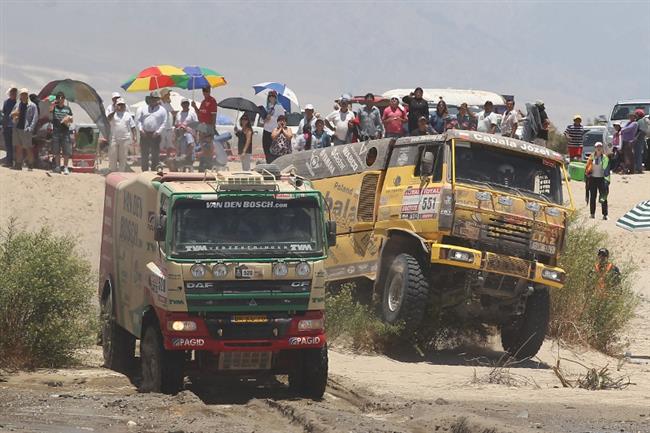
[593, 248, 620, 297]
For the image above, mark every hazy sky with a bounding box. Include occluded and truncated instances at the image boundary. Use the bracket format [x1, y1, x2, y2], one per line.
[1, 0, 649, 126]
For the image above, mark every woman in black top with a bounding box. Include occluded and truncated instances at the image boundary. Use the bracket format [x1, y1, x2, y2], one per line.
[402, 87, 429, 134]
[235, 114, 253, 171]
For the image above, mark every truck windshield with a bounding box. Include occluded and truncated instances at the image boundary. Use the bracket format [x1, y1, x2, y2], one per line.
[171, 195, 323, 258]
[454, 141, 563, 204]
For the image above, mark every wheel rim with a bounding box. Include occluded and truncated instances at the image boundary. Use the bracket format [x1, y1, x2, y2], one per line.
[387, 273, 404, 313]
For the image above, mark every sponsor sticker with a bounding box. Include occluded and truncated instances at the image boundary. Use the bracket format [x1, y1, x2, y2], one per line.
[172, 337, 205, 347]
[289, 336, 321, 345]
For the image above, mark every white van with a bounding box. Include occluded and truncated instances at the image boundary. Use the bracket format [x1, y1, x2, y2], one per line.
[603, 99, 650, 146]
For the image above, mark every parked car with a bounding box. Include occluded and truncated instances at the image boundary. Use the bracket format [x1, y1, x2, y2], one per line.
[581, 125, 607, 161]
[603, 99, 650, 147]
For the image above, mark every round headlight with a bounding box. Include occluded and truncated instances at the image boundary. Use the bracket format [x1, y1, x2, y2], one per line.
[273, 262, 289, 277]
[212, 264, 228, 278]
[191, 264, 206, 278]
[296, 262, 311, 277]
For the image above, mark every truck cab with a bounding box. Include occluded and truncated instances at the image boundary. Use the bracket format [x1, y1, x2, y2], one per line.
[274, 131, 574, 359]
[99, 168, 335, 397]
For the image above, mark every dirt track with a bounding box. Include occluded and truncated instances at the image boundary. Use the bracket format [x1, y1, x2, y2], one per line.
[1, 167, 649, 433]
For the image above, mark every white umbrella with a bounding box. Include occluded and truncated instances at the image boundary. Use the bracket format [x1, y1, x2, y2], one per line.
[616, 200, 650, 232]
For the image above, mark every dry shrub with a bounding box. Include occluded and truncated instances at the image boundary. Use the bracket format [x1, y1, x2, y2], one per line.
[0, 221, 97, 369]
[549, 218, 639, 353]
[470, 353, 539, 388]
[552, 358, 631, 390]
[451, 417, 498, 433]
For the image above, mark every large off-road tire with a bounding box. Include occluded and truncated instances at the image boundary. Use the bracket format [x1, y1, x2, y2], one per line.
[101, 290, 135, 373]
[381, 253, 429, 330]
[140, 323, 185, 394]
[500, 288, 550, 360]
[288, 345, 328, 400]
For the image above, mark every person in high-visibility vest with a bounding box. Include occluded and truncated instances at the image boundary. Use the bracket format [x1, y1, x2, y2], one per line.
[594, 248, 621, 297]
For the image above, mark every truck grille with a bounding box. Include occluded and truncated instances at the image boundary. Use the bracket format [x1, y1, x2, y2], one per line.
[485, 253, 531, 278]
[357, 173, 379, 222]
[485, 216, 532, 247]
[203, 315, 292, 340]
[185, 280, 311, 294]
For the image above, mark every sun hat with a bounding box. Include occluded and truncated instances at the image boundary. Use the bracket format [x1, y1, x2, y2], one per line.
[111, 92, 121, 99]
[116, 98, 126, 105]
[19, 87, 29, 95]
[159, 88, 171, 97]
[573, 114, 582, 120]
[594, 141, 603, 147]
[304, 104, 315, 110]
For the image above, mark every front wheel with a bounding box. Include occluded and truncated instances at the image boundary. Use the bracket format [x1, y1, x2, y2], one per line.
[140, 323, 185, 394]
[501, 288, 550, 360]
[288, 345, 328, 400]
[381, 253, 430, 331]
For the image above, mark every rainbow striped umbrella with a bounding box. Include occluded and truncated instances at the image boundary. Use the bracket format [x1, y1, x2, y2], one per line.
[176, 66, 227, 90]
[121, 65, 185, 92]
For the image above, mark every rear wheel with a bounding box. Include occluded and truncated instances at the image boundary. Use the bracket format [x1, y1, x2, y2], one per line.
[100, 290, 135, 373]
[381, 253, 430, 331]
[500, 288, 550, 360]
[140, 322, 185, 394]
[288, 345, 328, 400]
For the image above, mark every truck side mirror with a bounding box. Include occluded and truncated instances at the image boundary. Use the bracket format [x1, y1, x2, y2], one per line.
[326, 221, 337, 247]
[154, 215, 167, 242]
[420, 151, 435, 177]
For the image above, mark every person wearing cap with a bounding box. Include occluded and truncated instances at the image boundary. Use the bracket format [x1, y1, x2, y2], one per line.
[633, 109, 647, 173]
[564, 114, 585, 160]
[158, 88, 176, 155]
[325, 95, 355, 145]
[412, 116, 434, 136]
[585, 141, 610, 220]
[10, 88, 38, 170]
[192, 86, 218, 139]
[49, 91, 74, 174]
[401, 88, 428, 135]
[105, 92, 123, 117]
[261, 90, 285, 162]
[107, 98, 136, 172]
[382, 96, 407, 138]
[476, 101, 499, 134]
[2, 87, 18, 167]
[297, 103, 317, 136]
[135, 90, 167, 171]
[357, 93, 384, 140]
[175, 98, 198, 160]
[593, 248, 621, 297]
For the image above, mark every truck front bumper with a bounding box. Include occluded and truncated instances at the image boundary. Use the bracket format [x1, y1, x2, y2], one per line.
[429, 244, 565, 289]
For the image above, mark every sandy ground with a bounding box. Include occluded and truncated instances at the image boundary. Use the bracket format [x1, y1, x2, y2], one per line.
[0, 165, 649, 433]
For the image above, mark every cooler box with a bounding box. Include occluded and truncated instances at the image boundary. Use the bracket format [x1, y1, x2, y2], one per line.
[72, 125, 99, 173]
[568, 161, 586, 182]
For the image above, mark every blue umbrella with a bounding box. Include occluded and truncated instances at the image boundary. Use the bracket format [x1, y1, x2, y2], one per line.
[252, 82, 299, 112]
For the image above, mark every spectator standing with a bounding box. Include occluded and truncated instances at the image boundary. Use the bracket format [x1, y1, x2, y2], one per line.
[312, 119, 331, 149]
[261, 90, 285, 162]
[269, 115, 293, 161]
[585, 142, 610, 220]
[192, 86, 218, 139]
[175, 98, 198, 159]
[2, 87, 17, 167]
[620, 112, 638, 174]
[476, 101, 499, 133]
[500, 99, 518, 138]
[10, 88, 38, 171]
[564, 114, 585, 160]
[159, 88, 176, 154]
[412, 116, 434, 136]
[429, 99, 449, 133]
[50, 92, 74, 174]
[235, 113, 253, 170]
[610, 122, 622, 173]
[325, 95, 355, 145]
[402, 87, 429, 134]
[105, 92, 122, 117]
[107, 98, 136, 172]
[534, 100, 550, 147]
[297, 104, 317, 134]
[382, 96, 407, 138]
[136, 91, 167, 171]
[633, 109, 646, 173]
[357, 93, 384, 140]
[455, 103, 477, 131]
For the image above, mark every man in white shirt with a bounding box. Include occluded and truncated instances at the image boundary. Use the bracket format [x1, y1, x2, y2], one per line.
[297, 104, 317, 134]
[500, 99, 518, 138]
[107, 98, 136, 172]
[477, 101, 499, 134]
[325, 95, 356, 145]
[175, 98, 198, 158]
[105, 92, 122, 117]
[136, 91, 167, 171]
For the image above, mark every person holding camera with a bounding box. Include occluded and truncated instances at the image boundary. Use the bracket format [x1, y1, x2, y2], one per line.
[269, 114, 293, 161]
[50, 91, 74, 174]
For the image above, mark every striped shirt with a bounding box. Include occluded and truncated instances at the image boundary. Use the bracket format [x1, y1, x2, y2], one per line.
[564, 124, 585, 147]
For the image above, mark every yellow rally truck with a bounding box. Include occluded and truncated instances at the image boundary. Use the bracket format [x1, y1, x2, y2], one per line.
[274, 130, 574, 358]
[99, 168, 336, 396]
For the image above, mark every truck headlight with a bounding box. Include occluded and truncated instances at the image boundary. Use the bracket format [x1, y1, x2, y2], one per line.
[273, 262, 289, 277]
[212, 264, 228, 278]
[295, 262, 311, 277]
[542, 268, 564, 283]
[191, 264, 207, 278]
[168, 320, 197, 332]
[298, 318, 324, 331]
[448, 249, 474, 263]
[475, 191, 491, 201]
